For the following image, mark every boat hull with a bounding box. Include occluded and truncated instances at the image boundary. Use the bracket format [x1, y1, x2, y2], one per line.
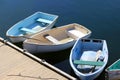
[69, 39, 108, 80]
[105, 59, 120, 80]
[24, 34, 91, 53]
[24, 40, 75, 53]
[8, 23, 54, 43]
[6, 12, 58, 43]
[106, 70, 120, 80]
[23, 23, 91, 53]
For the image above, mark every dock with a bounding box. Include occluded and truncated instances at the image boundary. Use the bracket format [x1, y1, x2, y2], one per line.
[0, 37, 76, 80]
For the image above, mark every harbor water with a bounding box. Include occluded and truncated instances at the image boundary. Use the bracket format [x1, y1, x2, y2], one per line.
[0, 0, 120, 79]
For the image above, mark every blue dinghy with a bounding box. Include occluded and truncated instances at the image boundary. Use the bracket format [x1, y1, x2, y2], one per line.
[6, 12, 58, 43]
[69, 39, 108, 80]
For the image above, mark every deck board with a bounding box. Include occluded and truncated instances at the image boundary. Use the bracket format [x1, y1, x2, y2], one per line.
[0, 38, 76, 80]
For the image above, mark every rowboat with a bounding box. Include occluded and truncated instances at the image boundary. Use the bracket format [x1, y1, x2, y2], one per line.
[6, 12, 58, 43]
[105, 59, 120, 80]
[23, 23, 91, 53]
[69, 39, 108, 80]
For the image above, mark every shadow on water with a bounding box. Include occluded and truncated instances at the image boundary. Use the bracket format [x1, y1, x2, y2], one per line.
[34, 47, 72, 65]
[14, 42, 23, 48]
[12, 37, 70, 65]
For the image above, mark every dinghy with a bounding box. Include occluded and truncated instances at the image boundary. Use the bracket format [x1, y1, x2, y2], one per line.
[106, 59, 120, 80]
[6, 12, 58, 43]
[69, 39, 108, 80]
[23, 23, 91, 53]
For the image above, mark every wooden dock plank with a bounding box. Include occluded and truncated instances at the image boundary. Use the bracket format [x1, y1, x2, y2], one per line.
[0, 38, 76, 80]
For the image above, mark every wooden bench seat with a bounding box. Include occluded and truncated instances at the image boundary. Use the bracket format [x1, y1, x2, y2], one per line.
[59, 37, 74, 43]
[67, 29, 85, 38]
[74, 60, 104, 66]
[44, 34, 61, 44]
[37, 18, 52, 24]
[20, 27, 37, 33]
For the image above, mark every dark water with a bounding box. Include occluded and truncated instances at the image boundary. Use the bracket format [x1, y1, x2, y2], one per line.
[1, 0, 120, 79]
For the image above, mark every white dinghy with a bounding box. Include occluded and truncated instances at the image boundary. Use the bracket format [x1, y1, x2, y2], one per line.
[23, 23, 91, 53]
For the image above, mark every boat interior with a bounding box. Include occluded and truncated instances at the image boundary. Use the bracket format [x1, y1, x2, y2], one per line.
[7, 12, 57, 36]
[25, 24, 90, 45]
[72, 39, 106, 73]
[107, 59, 120, 71]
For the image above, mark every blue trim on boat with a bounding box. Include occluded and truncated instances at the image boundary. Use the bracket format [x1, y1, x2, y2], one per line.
[37, 18, 53, 24]
[20, 27, 37, 33]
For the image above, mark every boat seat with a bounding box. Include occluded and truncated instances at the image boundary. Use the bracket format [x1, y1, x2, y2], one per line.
[44, 34, 61, 44]
[67, 29, 85, 38]
[59, 37, 74, 43]
[74, 60, 104, 66]
[37, 18, 52, 24]
[32, 25, 45, 31]
[20, 27, 37, 33]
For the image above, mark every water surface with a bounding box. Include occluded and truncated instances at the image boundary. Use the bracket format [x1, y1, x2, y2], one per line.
[0, 0, 120, 79]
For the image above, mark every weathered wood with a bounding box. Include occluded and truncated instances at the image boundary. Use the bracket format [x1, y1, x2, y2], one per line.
[106, 59, 120, 80]
[106, 70, 120, 80]
[0, 37, 76, 80]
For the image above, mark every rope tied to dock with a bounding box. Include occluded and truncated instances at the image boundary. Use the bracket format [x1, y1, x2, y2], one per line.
[8, 73, 59, 80]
